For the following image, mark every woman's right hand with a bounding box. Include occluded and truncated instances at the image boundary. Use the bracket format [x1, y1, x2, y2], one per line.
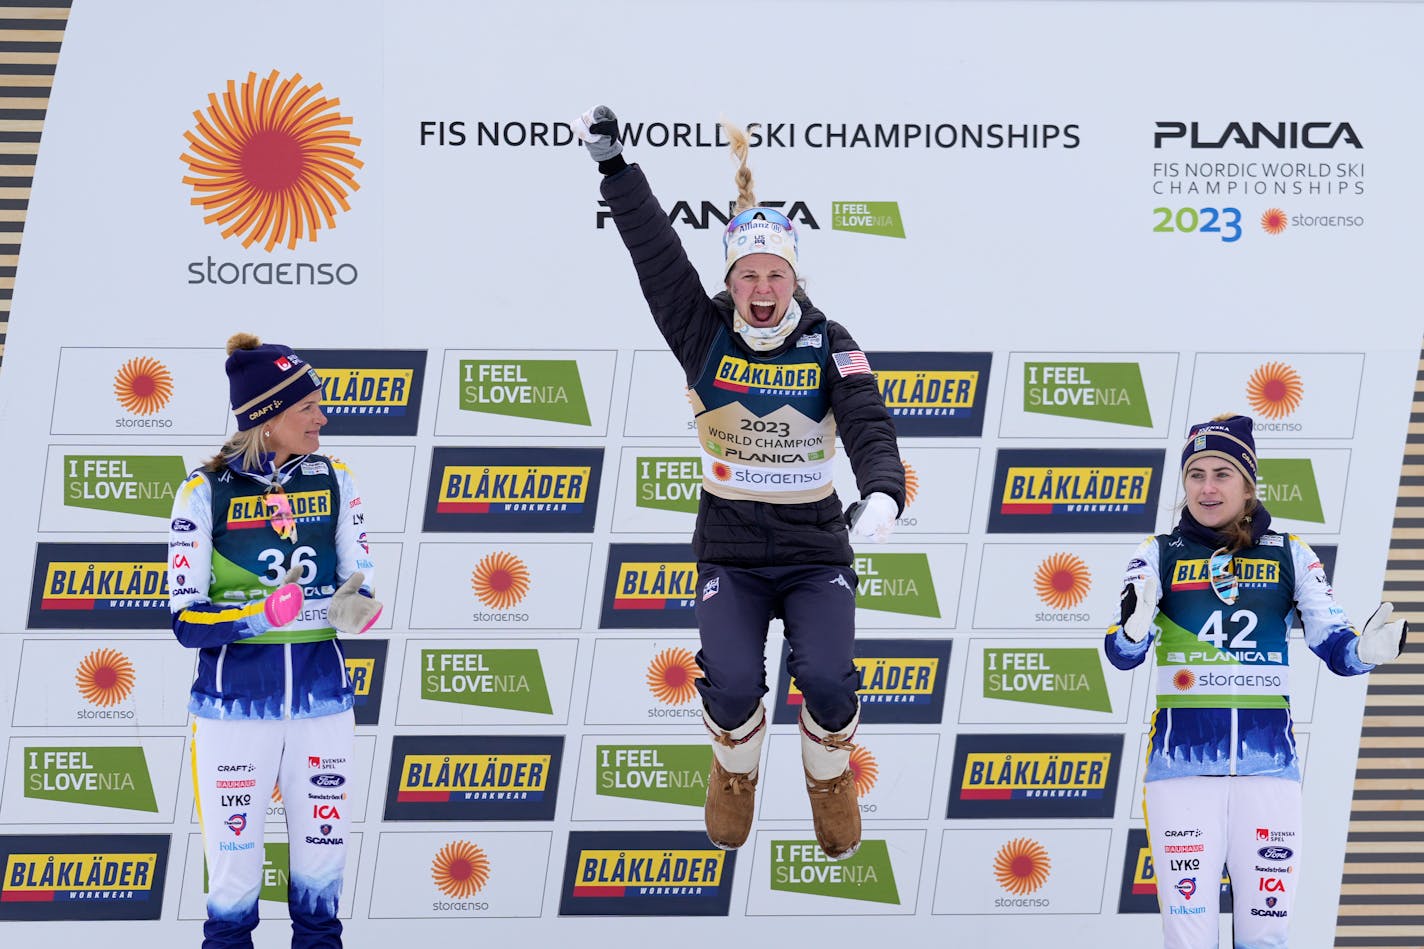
[260, 564, 305, 630]
[575, 105, 621, 162]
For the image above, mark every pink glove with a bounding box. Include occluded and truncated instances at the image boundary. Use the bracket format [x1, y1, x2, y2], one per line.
[261, 565, 305, 630]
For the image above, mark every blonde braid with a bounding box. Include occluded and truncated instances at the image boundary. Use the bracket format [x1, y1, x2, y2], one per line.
[722, 120, 757, 213]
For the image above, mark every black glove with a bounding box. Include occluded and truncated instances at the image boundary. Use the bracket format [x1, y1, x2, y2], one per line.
[575, 105, 623, 164]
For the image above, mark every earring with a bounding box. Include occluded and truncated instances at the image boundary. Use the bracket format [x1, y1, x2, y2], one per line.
[262, 430, 270, 439]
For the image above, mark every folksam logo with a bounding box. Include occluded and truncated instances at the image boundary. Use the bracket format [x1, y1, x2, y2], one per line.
[113, 358, 173, 417]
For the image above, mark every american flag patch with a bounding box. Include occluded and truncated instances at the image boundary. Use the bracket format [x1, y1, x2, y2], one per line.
[833, 350, 872, 377]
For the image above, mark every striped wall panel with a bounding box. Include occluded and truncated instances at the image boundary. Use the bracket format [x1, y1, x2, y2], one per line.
[1335, 355, 1424, 947]
[0, 0, 70, 369]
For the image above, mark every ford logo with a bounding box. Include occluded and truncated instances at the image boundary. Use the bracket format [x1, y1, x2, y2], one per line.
[171, 518, 197, 532]
[310, 774, 346, 788]
[1258, 846, 1293, 861]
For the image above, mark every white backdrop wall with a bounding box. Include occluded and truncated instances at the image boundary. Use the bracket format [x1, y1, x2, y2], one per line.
[0, 1, 1418, 946]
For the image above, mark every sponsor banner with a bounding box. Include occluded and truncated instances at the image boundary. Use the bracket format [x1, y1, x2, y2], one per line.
[408, 542, 590, 630]
[1117, 827, 1231, 914]
[558, 830, 735, 916]
[611, 446, 702, 532]
[435, 349, 617, 436]
[177, 833, 360, 920]
[383, 735, 563, 821]
[570, 736, 712, 820]
[959, 638, 1130, 724]
[933, 828, 1110, 915]
[970, 543, 1127, 629]
[834, 447, 979, 535]
[1170, 451, 1349, 534]
[396, 639, 577, 725]
[299, 348, 427, 436]
[40, 446, 192, 530]
[999, 352, 1180, 437]
[866, 351, 992, 436]
[852, 546, 965, 627]
[422, 446, 603, 533]
[318, 444, 418, 533]
[745, 831, 925, 915]
[947, 733, 1123, 818]
[1185, 353, 1364, 438]
[600, 543, 698, 629]
[192, 736, 377, 827]
[2, 737, 182, 822]
[1130, 730, 1312, 822]
[582, 639, 707, 726]
[759, 733, 938, 821]
[1140, 637, 1323, 725]
[0, 833, 169, 920]
[986, 448, 1164, 534]
[772, 639, 953, 725]
[368, 831, 551, 918]
[49, 348, 229, 436]
[11, 639, 193, 728]
[622, 350, 700, 437]
[28, 542, 170, 630]
[342, 637, 388, 727]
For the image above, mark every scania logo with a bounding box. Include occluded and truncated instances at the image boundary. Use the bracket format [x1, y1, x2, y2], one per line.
[1258, 846, 1294, 861]
[310, 773, 346, 788]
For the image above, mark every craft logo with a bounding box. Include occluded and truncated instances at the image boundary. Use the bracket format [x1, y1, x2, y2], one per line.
[112, 356, 174, 426]
[987, 449, 1163, 533]
[420, 648, 553, 714]
[1034, 552, 1092, 616]
[646, 647, 702, 705]
[853, 552, 939, 617]
[774, 639, 952, 725]
[0, 834, 169, 920]
[831, 201, 905, 238]
[770, 839, 900, 904]
[432, 840, 491, 900]
[712, 355, 820, 396]
[1246, 361, 1304, 421]
[424, 447, 603, 533]
[596, 744, 710, 807]
[600, 544, 698, 628]
[947, 733, 1122, 818]
[341, 637, 387, 726]
[384, 735, 562, 821]
[983, 648, 1112, 713]
[994, 837, 1051, 907]
[62, 455, 186, 519]
[1023, 362, 1152, 427]
[226, 491, 331, 529]
[23, 747, 158, 813]
[75, 648, 136, 709]
[470, 551, 531, 614]
[848, 746, 878, 797]
[869, 352, 992, 436]
[559, 830, 735, 917]
[1118, 828, 1232, 913]
[181, 70, 362, 287]
[1169, 558, 1279, 591]
[458, 359, 591, 426]
[29, 543, 170, 629]
[1255, 458, 1325, 522]
[302, 348, 427, 436]
[635, 455, 702, 514]
[1261, 208, 1288, 234]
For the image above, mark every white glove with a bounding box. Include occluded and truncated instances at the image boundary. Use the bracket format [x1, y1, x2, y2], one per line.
[328, 572, 383, 635]
[1119, 575, 1159, 644]
[1357, 602, 1408, 665]
[574, 105, 621, 162]
[848, 492, 899, 543]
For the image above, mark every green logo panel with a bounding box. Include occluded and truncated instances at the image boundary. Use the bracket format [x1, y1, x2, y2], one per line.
[855, 553, 939, 617]
[831, 202, 905, 238]
[1256, 458, 1325, 523]
[595, 744, 710, 807]
[770, 838, 900, 904]
[420, 649, 553, 713]
[1023, 362, 1152, 427]
[63, 455, 188, 518]
[23, 746, 158, 812]
[635, 456, 701, 514]
[458, 360, 590, 425]
[983, 648, 1111, 712]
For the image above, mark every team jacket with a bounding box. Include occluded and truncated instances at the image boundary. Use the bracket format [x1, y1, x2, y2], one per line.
[168, 453, 375, 720]
[601, 163, 905, 566]
[1104, 529, 1372, 781]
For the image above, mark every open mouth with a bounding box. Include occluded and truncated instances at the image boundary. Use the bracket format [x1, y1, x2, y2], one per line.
[749, 301, 777, 323]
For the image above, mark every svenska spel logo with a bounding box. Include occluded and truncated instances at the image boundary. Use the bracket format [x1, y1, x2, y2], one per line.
[113, 357, 173, 417]
[1033, 553, 1091, 611]
[995, 837, 1051, 895]
[181, 70, 362, 251]
[432, 840, 491, 899]
[1246, 361, 1304, 418]
[646, 647, 702, 705]
[471, 552, 530, 610]
[75, 648, 136, 707]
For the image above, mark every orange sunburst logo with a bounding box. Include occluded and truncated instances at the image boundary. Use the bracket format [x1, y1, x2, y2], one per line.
[1261, 208, 1288, 235]
[1033, 553, 1092, 611]
[272, 782, 282, 803]
[471, 552, 530, 610]
[1246, 361, 1304, 419]
[848, 745, 879, 797]
[994, 837, 1051, 895]
[180, 70, 363, 252]
[1173, 669, 1196, 691]
[113, 357, 174, 416]
[711, 462, 732, 482]
[646, 647, 702, 705]
[431, 840, 491, 899]
[902, 459, 919, 507]
[75, 648, 136, 706]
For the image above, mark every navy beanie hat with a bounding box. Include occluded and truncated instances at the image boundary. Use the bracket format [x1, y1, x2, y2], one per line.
[225, 333, 322, 431]
[1181, 414, 1257, 483]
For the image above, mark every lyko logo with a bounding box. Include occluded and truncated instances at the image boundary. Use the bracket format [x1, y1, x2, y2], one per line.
[114, 357, 174, 416]
[180, 70, 362, 251]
